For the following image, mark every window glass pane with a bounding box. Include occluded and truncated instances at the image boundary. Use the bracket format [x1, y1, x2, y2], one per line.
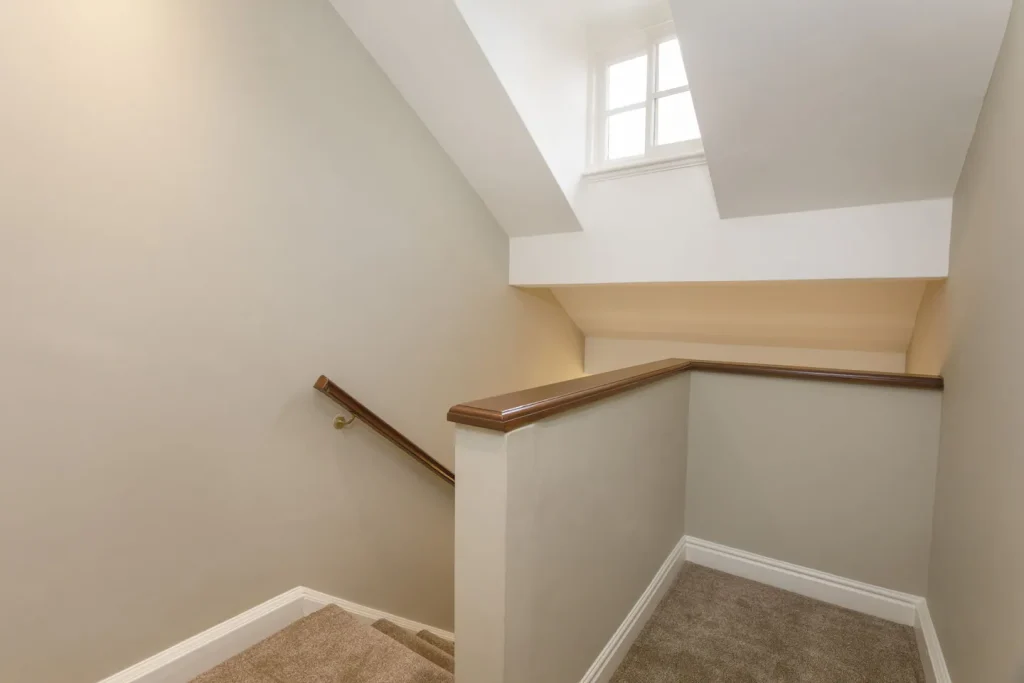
[657, 39, 688, 91]
[607, 108, 646, 159]
[607, 55, 647, 110]
[656, 91, 700, 145]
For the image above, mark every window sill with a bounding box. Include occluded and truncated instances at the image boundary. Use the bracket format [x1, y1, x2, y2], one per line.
[582, 151, 706, 183]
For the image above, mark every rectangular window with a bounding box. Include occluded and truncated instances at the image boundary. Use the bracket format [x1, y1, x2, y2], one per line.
[591, 28, 703, 170]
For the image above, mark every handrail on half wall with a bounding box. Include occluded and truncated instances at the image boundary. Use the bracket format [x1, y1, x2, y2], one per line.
[447, 359, 944, 433]
[314, 376, 455, 486]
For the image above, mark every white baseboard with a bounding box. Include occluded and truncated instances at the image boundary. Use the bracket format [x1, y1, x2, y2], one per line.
[914, 602, 952, 683]
[578, 533, 688, 683]
[684, 536, 920, 626]
[100, 542, 951, 683]
[96, 587, 451, 683]
[95, 588, 307, 683]
[684, 537, 951, 682]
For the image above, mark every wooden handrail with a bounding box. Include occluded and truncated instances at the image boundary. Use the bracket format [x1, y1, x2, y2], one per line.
[314, 376, 454, 486]
[447, 359, 944, 432]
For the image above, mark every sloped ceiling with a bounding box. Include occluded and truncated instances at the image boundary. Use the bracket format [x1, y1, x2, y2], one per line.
[550, 280, 932, 352]
[328, 0, 668, 239]
[333, 0, 1010, 258]
[328, 0, 581, 237]
[671, 0, 1012, 218]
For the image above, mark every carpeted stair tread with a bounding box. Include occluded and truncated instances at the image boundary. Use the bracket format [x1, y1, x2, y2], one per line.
[190, 604, 452, 683]
[416, 630, 455, 657]
[371, 619, 456, 674]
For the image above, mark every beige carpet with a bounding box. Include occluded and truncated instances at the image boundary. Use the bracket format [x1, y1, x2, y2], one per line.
[190, 605, 454, 683]
[416, 629, 455, 657]
[611, 563, 925, 683]
[372, 618, 455, 673]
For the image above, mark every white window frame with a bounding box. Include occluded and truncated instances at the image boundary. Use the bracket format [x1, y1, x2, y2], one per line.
[586, 22, 705, 178]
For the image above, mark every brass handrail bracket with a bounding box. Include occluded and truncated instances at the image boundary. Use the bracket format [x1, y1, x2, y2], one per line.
[334, 413, 357, 429]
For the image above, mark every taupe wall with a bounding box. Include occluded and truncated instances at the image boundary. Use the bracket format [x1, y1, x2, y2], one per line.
[453, 375, 690, 683]
[686, 372, 942, 595]
[906, 281, 949, 375]
[0, 2, 583, 682]
[927, 1, 1024, 679]
[505, 374, 690, 683]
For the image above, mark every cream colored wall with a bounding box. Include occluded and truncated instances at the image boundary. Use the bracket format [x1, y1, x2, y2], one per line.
[586, 337, 907, 374]
[906, 281, 949, 374]
[0, 2, 583, 682]
[453, 427, 513, 683]
[927, 2, 1024, 680]
[555, 280, 928, 364]
[506, 373, 690, 683]
[686, 372, 942, 595]
[453, 375, 690, 683]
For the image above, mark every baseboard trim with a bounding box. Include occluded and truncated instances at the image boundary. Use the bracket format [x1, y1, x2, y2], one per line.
[95, 588, 307, 683]
[685, 536, 921, 626]
[914, 602, 952, 683]
[101, 545, 950, 683]
[578, 533, 688, 683]
[96, 587, 451, 683]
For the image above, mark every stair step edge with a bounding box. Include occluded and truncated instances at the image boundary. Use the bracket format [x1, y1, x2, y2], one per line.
[371, 618, 455, 674]
[416, 629, 455, 657]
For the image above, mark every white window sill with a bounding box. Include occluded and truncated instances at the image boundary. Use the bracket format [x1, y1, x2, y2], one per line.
[582, 151, 706, 183]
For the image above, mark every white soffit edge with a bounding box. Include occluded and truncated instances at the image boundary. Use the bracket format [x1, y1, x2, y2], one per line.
[510, 198, 952, 286]
[328, 0, 582, 237]
[670, 0, 1013, 218]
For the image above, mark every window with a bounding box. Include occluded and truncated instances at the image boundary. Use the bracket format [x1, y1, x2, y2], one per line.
[589, 29, 703, 171]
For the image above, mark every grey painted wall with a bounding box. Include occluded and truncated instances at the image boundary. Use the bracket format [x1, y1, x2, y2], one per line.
[927, 1, 1024, 679]
[0, 2, 582, 681]
[454, 374, 690, 683]
[686, 372, 942, 595]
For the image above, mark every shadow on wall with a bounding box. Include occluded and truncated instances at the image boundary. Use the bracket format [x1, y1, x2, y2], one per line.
[906, 281, 948, 375]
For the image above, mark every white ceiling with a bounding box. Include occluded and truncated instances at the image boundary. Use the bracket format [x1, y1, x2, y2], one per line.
[530, 0, 667, 28]
[671, 0, 1012, 218]
[328, 0, 582, 237]
[551, 280, 933, 352]
[331, 0, 1010, 272]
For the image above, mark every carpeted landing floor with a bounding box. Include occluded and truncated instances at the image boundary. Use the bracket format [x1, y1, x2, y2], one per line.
[611, 563, 925, 683]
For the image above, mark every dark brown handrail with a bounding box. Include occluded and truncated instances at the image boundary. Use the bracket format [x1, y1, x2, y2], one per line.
[314, 376, 454, 486]
[447, 359, 944, 432]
